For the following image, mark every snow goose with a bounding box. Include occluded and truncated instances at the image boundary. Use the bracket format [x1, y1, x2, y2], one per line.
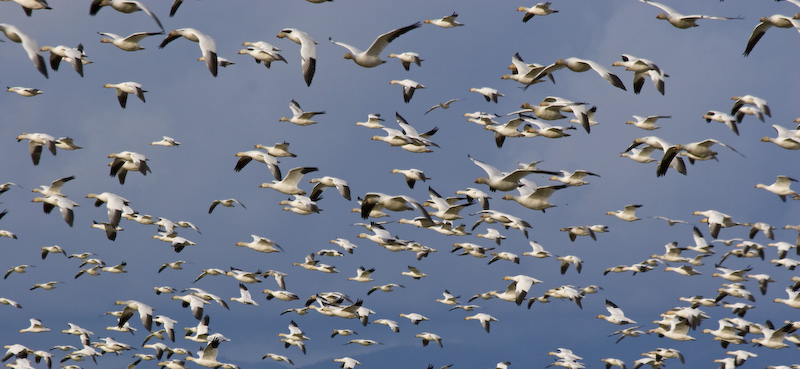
[702, 111, 739, 136]
[19, 318, 49, 333]
[648, 316, 695, 341]
[485, 117, 529, 148]
[259, 167, 318, 195]
[347, 267, 375, 282]
[334, 357, 361, 369]
[185, 337, 224, 368]
[98, 31, 162, 52]
[624, 136, 686, 177]
[330, 238, 358, 254]
[596, 300, 637, 325]
[263, 289, 299, 301]
[355, 113, 385, 128]
[388, 51, 422, 70]
[90, 0, 163, 31]
[254, 142, 296, 158]
[359, 192, 431, 220]
[681, 138, 744, 164]
[0, 24, 48, 78]
[424, 12, 463, 27]
[367, 283, 404, 295]
[40, 44, 89, 77]
[262, 353, 292, 365]
[17, 132, 56, 165]
[502, 53, 555, 87]
[503, 275, 542, 305]
[773, 287, 800, 308]
[401, 265, 427, 279]
[159, 28, 217, 76]
[399, 312, 429, 325]
[530, 57, 626, 90]
[234, 149, 281, 180]
[108, 151, 150, 183]
[693, 210, 740, 238]
[606, 204, 642, 222]
[469, 87, 503, 103]
[761, 124, 800, 149]
[7, 86, 42, 97]
[29, 281, 61, 291]
[455, 188, 491, 210]
[237, 47, 286, 68]
[280, 100, 325, 126]
[31, 195, 79, 227]
[501, 180, 566, 212]
[731, 95, 771, 117]
[276, 28, 317, 86]
[472, 209, 531, 238]
[329, 22, 421, 68]
[611, 54, 666, 94]
[414, 332, 443, 347]
[743, 14, 800, 56]
[469, 155, 544, 192]
[523, 118, 575, 139]
[4, 265, 33, 280]
[208, 198, 245, 213]
[550, 170, 599, 186]
[40, 245, 66, 259]
[115, 300, 154, 331]
[626, 115, 671, 130]
[476, 228, 506, 246]
[523, 240, 552, 258]
[557, 255, 582, 274]
[465, 313, 498, 333]
[389, 79, 425, 103]
[32, 175, 75, 197]
[103, 82, 146, 109]
[734, 106, 765, 123]
[638, 0, 743, 29]
[150, 136, 180, 147]
[518, 3, 558, 22]
[750, 321, 794, 348]
[425, 98, 460, 115]
[308, 176, 351, 201]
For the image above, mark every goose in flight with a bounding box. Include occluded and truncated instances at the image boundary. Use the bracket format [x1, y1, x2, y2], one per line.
[40, 44, 89, 77]
[388, 51, 422, 70]
[103, 82, 146, 109]
[596, 300, 637, 325]
[425, 98, 460, 114]
[330, 22, 421, 68]
[276, 28, 317, 86]
[744, 14, 800, 56]
[259, 167, 318, 195]
[611, 54, 667, 95]
[99, 31, 162, 52]
[389, 79, 425, 103]
[0, 23, 48, 78]
[90, 0, 164, 32]
[755, 175, 799, 202]
[469, 155, 554, 192]
[529, 57, 626, 91]
[279, 100, 325, 126]
[638, 0, 743, 29]
[518, 3, 559, 22]
[424, 12, 464, 28]
[159, 28, 217, 77]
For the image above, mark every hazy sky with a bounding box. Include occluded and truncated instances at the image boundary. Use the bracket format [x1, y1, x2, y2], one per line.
[1, 1, 800, 369]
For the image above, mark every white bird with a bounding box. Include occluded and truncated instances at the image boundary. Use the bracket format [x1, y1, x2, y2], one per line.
[334, 357, 361, 369]
[388, 51, 422, 71]
[237, 46, 286, 68]
[159, 28, 218, 77]
[19, 318, 49, 333]
[531, 57, 626, 90]
[103, 82, 146, 109]
[424, 98, 460, 114]
[743, 14, 800, 56]
[7, 86, 42, 97]
[626, 115, 671, 130]
[424, 12, 464, 27]
[98, 31, 162, 52]
[40, 44, 89, 77]
[0, 23, 48, 78]
[85, 192, 131, 227]
[234, 149, 281, 180]
[606, 204, 642, 222]
[389, 79, 426, 103]
[32, 195, 79, 227]
[731, 95, 771, 118]
[469, 155, 550, 192]
[355, 113, 385, 129]
[150, 136, 180, 147]
[235, 235, 283, 253]
[596, 300, 637, 325]
[469, 87, 503, 103]
[465, 313, 498, 333]
[208, 198, 246, 213]
[90, 0, 163, 32]
[259, 167, 318, 195]
[115, 299, 154, 331]
[17, 132, 56, 165]
[762, 124, 800, 150]
[755, 175, 799, 202]
[276, 28, 317, 86]
[414, 332, 443, 347]
[518, 3, 559, 22]
[330, 22, 421, 68]
[638, 0, 743, 29]
[279, 100, 325, 126]
[611, 54, 667, 94]
[703, 111, 740, 136]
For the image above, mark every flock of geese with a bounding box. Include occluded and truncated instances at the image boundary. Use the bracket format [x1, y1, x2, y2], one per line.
[1, 1, 800, 369]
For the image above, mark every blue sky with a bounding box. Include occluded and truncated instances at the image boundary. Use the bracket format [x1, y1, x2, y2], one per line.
[1, 1, 800, 368]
